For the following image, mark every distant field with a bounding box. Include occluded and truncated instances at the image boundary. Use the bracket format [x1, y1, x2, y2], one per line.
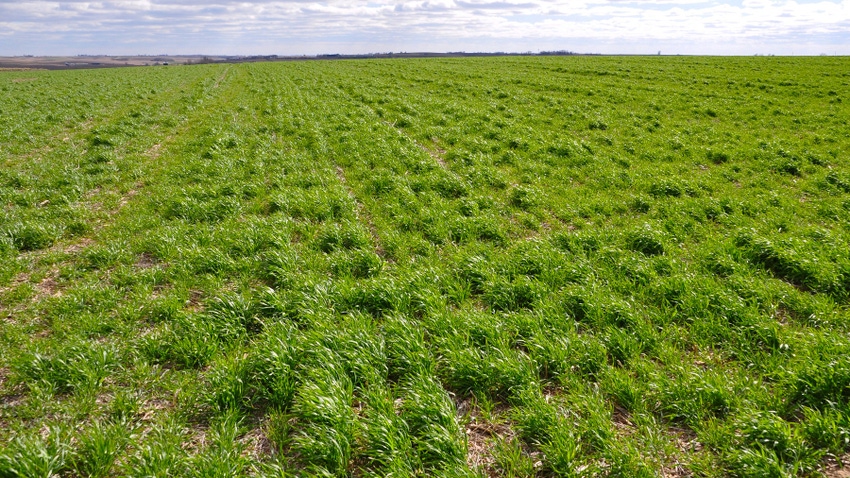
[0, 55, 226, 70]
[1, 57, 849, 477]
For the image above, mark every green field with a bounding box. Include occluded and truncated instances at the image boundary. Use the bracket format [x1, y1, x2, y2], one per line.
[1, 56, 849, 477]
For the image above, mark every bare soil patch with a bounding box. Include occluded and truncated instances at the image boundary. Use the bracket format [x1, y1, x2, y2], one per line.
[824, 455, 850, 478]
[60, 237, 96, 255]
[145, 143, 163, 158]
[457, 397, 514, 476]
[34, 271, 62, 300]
[186, 289, 205, 312]
[334, 165, 386, 259]
[135, 252, 158, 269]
[241, 425, 274, 460]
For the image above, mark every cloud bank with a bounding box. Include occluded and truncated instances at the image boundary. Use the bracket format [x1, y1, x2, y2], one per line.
[1, 0, 848, 55]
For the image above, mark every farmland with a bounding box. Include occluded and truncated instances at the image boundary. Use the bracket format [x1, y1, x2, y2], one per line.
[1, 56, 849, 476]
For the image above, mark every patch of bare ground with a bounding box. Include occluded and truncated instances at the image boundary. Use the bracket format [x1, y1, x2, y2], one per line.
[350, 90, 450, 173]
[662, 464, 693, 477]
[612, 405, 636, 437]
[75, 183, 145, 234]
[33, 269, 62, 300]
[84, 186, 103, 200]
[0, 399, 25, 436]
[612, 407, 698, 477]
[186, 289, 205, 312]
[2, 266, 65, 309]
[116, 186, 140, 211]
[0, 390, 25, 411]
[241, 424, 274, 461]
[669, 424, 701, 454]
[12, 236, 95, 264]
[145, 143, 163, 158]
[60, 236, 95, 255]
[773, 305, 792, 325]
[823, 455, 850, 478]
[457, 397, 515, 477]
[383, 120, 449, 171]
[122, 392, 177, 450]
[334, 165, 387, 259]
[10, 77, 38, 83]
[662, 424, 699, 477]
[0, 238, 96, 308]
[14, 146, 54, 165]
[183, 426, 209, 454]
[139, 398, 175, 422]
[430, 137, 447, 160]
[508, 214, 547, 241]
[135, 252, 158, 269]
[95, 391, 115, 407]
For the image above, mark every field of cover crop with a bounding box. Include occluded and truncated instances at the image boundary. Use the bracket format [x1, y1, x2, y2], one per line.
[1, 56, 849, 477]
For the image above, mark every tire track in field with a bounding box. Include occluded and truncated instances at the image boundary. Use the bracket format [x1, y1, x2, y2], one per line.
[340, 86, 566, 241]
[401, 127, 452, 170]
[340, 126, 431, 257]
[339, 86, 452, 171]
[212, 65, 232, 89]
[273, 70, 389, 262]
[334, 164, 387, 259]
[457, 396, 516, 477]
[329, 81, 558, 246]
[382, 117, 450, 170]
[89, 65, 241, 228]
[0, 66, 239, 319]
[333, 84, 548, 239]
[4, 68, 201, 167]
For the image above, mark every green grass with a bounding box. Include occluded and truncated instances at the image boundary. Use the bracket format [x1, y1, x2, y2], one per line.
[1, 56, 849, 476]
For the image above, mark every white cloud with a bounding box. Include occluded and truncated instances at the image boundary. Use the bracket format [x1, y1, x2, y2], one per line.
[0, 0, 847, 54]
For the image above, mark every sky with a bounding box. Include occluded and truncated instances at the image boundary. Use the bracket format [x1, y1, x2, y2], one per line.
[1, 0, 848, 56]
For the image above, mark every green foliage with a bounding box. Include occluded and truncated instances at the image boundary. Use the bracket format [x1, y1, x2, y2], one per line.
[291, 364, 356, 475]
[0, 427, 73, 477]
[1, 56, 849, 476]
[72, 419, 133, 478]
[14, 343, 119, 395]
[624, 225, 666, 256]
[400, 373, 468, 471]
